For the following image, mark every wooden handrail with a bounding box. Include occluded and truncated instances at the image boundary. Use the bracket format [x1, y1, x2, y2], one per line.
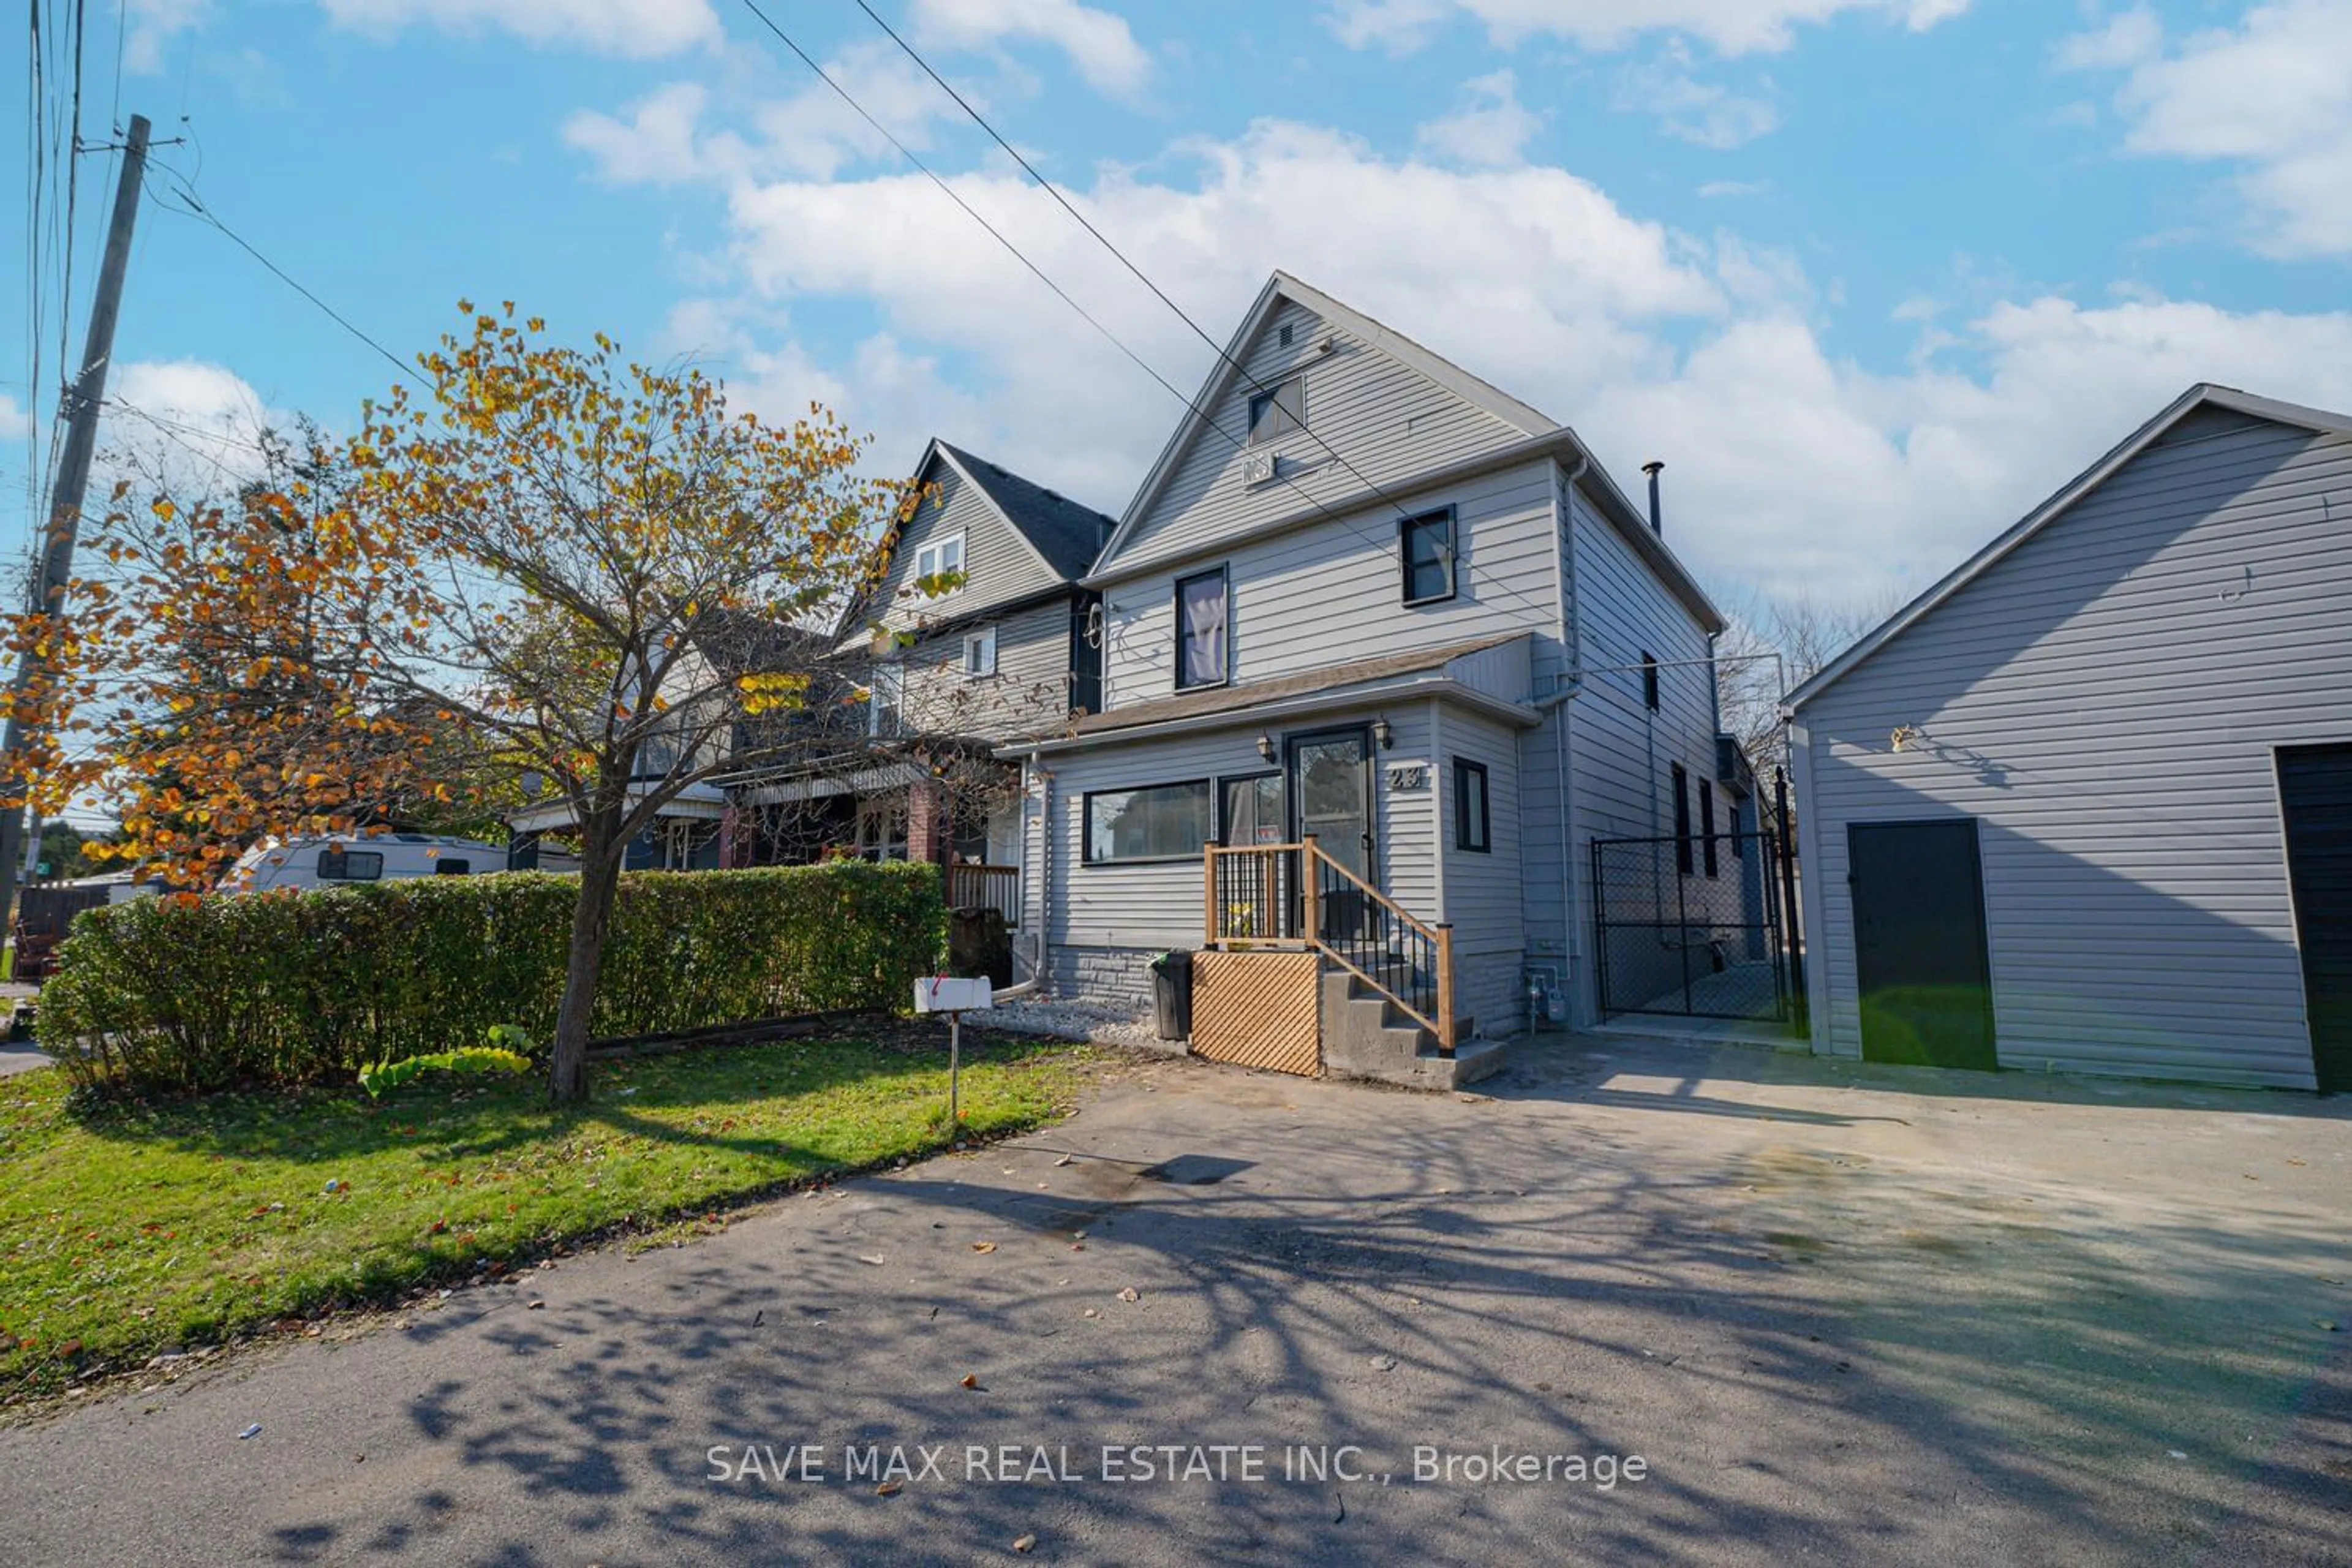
[1200, 837, 1457, 1054]
[1298, 838, 1446, 948]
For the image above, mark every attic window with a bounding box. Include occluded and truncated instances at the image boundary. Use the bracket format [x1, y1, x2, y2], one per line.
[914, 533, 964, 594]
[1248, 375, 1304, 445]
[1278, 323, 1294, 348]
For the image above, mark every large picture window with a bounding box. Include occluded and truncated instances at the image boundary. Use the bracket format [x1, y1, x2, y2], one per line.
[1084, 781, 1214, 863]
[1401, 507, 1457, 605]
[1175, 568, 1230, 690]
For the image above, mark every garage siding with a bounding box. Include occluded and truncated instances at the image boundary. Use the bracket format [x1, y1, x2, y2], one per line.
[1795, 410, 2352, 1088]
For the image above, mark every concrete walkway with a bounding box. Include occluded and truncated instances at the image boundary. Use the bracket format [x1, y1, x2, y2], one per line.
[1, 1036, 2347, 1566]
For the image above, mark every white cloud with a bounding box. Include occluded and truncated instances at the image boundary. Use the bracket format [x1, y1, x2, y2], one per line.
[317, 0, 720, 57]
[566, 47, 966, 187]
[614, 112, 2352, 608]
[0, 392, 30, 443]
[1328, 0, 1969, 57]
[565, 83, 735, 187]
[101, 360, 283, 492]
[121, 0, 208, 75]
[1697, 179, 1771, 198]
[2063, 1, 2352, 258]
[909, 0, 1150, 93]
[1415, 70, 1544, 167]
[1615, 49, 1781, 148]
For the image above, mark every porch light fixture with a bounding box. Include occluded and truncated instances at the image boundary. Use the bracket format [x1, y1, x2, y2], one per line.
[1256, 733, 1277, 763]
[1372, 717, 1393, 750]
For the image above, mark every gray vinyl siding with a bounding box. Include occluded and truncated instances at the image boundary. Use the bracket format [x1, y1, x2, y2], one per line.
[1439, 704, 1526, 1035]
[1099, 459, 1561, 709]
[873, 459, 1062, 635]
[892, 595, 1072, 742]
[1106, 297, 1532, 579]
[1044, 705, 1438, 956]
[1795, 414, 2352, 1088]
[1558, 478, 1721, 1027]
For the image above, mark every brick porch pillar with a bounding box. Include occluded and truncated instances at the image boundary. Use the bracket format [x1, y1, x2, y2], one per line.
[907, 777, 949, 865]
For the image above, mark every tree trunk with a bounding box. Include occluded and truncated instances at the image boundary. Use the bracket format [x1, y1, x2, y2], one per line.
[548, 821, 625, 1104]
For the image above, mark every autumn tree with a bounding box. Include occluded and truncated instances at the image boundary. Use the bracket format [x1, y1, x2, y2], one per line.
[9, 306, 918, 1101]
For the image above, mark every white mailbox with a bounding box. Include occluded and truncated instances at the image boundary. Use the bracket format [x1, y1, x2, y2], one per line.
[914, 976, 995, 1014]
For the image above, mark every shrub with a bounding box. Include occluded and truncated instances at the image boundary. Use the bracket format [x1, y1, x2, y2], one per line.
[37, 861, 947, 1094]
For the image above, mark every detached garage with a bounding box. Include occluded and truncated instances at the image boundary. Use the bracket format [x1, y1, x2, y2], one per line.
[1786, 384, 2352, 1091]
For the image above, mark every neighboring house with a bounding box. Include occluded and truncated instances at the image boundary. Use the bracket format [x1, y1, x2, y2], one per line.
[1784, 384, 2352, 1091]
[722, 439, 1114, 926]
[1002, 271, 1735, 1074]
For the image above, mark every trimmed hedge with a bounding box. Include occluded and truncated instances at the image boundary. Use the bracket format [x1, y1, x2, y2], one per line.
[37, 861, 947, 1094]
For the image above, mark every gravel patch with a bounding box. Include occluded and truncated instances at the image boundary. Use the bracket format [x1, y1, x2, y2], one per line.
[971, 996, 1163, 1049]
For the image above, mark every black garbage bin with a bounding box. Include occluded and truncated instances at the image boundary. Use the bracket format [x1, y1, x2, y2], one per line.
[1148, 949, 1193, 1041]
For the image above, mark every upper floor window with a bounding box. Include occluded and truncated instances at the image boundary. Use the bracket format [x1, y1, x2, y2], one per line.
[1642, 652, 1660, 711]
[914, 533, 964, 595]
[963, 625, 997, 677]
[1248, 375, 1305, 445]
[1401, 507, 1457, 606]
[1175, 568, 1230, 690]
[869, 660, 903, 737]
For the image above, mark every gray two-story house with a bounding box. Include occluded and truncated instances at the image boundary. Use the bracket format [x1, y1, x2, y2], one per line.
[1001, 273, 1737, 1080]
[723, 439, 1114, 919]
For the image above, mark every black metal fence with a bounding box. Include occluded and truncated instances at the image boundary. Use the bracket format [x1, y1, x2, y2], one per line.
[1591, 828, 1795, 1025]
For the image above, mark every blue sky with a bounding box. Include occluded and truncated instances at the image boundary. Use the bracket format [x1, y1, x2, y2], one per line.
[7, 0, 2351, 612]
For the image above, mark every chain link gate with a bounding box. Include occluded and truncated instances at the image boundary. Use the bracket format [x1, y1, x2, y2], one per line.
[1591, 822, 1799, 1026]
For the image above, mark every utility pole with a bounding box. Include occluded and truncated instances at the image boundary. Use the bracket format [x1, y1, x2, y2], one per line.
[0, 113, 151, 928]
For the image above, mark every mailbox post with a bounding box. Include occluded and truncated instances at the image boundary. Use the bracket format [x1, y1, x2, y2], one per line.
[913, 975, 995, 1129]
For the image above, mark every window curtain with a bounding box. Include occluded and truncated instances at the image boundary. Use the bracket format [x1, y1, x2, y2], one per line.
[1181, 575, 1227, 685]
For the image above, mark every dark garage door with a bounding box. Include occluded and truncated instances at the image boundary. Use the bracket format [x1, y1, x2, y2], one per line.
[2279, 744, 2352, 1094]
[1849, 819, 1996, 1071]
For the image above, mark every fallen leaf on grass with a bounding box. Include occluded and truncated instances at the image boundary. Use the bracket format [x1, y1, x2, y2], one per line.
[960, 1373, 980, 1389]
[1014, 1535, 1036, 1553]
[876, 1480, 902, 1497]
[1117, 1288, 1139, 1303]
[1082, 1309, 1099, 1320]
[972, 1241, 997, 1254]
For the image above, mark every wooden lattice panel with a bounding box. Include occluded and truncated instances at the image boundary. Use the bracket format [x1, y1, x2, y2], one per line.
[1191, 950, 1322, 1077]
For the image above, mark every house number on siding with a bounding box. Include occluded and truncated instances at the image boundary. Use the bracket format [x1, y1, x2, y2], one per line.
[1387, 764, 1430, 793]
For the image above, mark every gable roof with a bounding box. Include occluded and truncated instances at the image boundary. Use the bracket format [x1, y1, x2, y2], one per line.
[937, 440, 1114, 580]
[1096, 270, 1559, 569]
[1785, 383, 2352, 711]
[834, 438, 1115, 641]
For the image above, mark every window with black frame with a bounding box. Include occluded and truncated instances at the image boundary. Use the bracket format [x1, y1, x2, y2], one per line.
[1175, 570, 1230, 689]
[1084, 782, 1214, 862]
[1220, 773, 1285, 846]
[1700, 780, 1718, 877]
[1454, 758, 1490, 851]
[1672, 763, 1693, 875]
[1401, 508, 1457, 605]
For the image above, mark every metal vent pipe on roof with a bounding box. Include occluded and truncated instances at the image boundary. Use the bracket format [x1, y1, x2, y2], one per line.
[1642, 460, 1664, 535]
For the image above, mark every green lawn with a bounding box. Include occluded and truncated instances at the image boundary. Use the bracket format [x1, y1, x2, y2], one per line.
[0, 1027, 1085, 1403]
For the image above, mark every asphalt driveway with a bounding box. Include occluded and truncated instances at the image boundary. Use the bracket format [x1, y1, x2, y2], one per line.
[3, 1035, 2348, 1566]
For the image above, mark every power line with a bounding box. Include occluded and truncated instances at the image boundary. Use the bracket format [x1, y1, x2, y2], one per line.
[831, 1, 1570, 629]
[142, 166, 424, 390]
[743, 0, 1567, 631]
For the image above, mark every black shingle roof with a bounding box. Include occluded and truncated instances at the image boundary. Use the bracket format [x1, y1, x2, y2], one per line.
[937, 442, 1114, 581]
